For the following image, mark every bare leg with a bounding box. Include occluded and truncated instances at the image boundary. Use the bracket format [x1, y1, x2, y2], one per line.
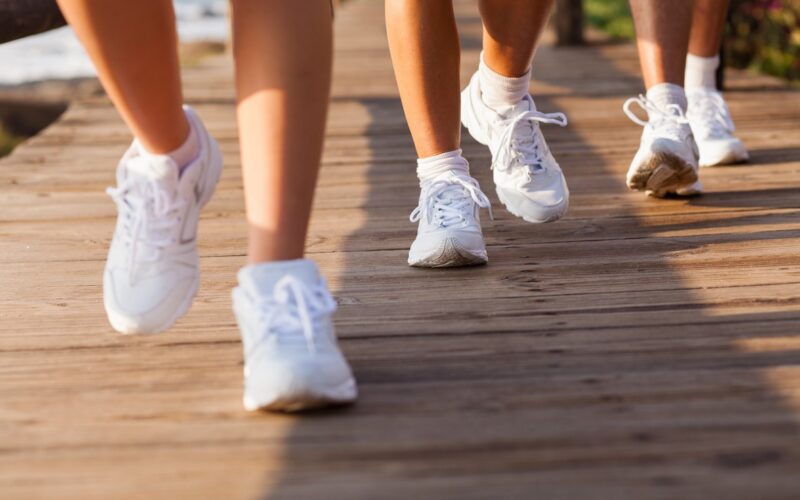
[231, 0, 333, 263]
[480, 0, 555, 77]
[385, 0, 461, 158]
[55, 0, 189, 154]
[628, 0, 694, 88]
[689, 0, 729, 57]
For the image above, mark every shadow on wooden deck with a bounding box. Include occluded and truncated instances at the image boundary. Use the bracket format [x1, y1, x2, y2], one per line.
[260, 2, 800, 498]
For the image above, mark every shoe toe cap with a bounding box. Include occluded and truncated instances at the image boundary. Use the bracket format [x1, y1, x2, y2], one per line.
[497, 180, 569, 222]
[104, 269, 193, 333]
[245, 352, 356, 410]
[699, 138, 748, 166]
[409, 229, 487, 267]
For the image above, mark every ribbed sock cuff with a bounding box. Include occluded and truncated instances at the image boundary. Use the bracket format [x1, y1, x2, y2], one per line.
[478, 52, 531, 111]
[416, 149, 469, 185]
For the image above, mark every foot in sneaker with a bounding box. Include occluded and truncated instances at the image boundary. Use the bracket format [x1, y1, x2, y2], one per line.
[103, 106, 222, 334]
[687, 88, 748, 167]
[408, 151, 492, 268]
[233, 259, 357, 412]
[623, 85, 699, 198]
[461, 66, 569, 223]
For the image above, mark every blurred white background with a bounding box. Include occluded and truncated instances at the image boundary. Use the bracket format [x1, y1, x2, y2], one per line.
[0, 0, 228, 85]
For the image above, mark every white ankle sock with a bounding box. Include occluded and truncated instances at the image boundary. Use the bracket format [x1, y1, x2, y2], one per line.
[646, 83, 688, 114]
[417, 149, 470, 186]
[141, 111, 200, 175]
[238, 258, 319, 296]
[685, 54, 719, 90]
[478, 52, 531, 112]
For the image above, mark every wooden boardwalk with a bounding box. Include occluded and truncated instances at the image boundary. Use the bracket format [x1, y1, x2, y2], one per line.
[2, 1, 800, 498]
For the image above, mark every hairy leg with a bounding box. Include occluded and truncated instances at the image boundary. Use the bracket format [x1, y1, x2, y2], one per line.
[628, 0, 694, 88]
[479, 0, 555, 77]
[231, 0, 333, 263]
[55, 0, 189, 153]
[689, 0, 729, 57]
[385, 0, 461, 158]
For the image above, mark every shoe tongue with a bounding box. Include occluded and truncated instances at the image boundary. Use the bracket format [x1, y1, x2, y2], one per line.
[505, 97, 538, 151]
[510, 95, 536, 116]
[237, 258, 321, 297]
[648, 107, 686, 135]
[126, 153, 180, 190]
[428, 171, 470, 201]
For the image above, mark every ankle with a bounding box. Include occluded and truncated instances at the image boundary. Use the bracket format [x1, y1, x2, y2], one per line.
[246, 225, 306, 265]
[478, 52, 531, 112]
[139, 109, 200, 174]
[416, 149, 470, 186]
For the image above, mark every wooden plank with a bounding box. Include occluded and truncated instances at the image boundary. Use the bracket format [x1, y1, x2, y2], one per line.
[0, 0, 799, 498]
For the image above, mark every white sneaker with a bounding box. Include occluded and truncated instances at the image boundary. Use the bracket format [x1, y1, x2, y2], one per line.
[408, 170, 492, 268]
[461, 72, 569, 223]
[623, 95, 699, 198]
[687, 88, 749, 167]
[103, 106, 222, 334]
[232, 259, 357, 412]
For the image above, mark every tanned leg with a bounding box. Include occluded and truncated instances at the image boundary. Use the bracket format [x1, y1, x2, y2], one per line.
[479, 0, 555, 77]
[231, 0, 333, 263]
[689, 0, 729, 57]
[628, 0, 694, 87]
[385, 0, 461, 158]
[55, 0, 189, 154]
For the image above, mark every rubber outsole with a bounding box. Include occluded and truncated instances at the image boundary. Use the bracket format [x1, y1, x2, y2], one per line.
[244, 377, 358, 413]
[409, 252, 488, 268]
[408, 237, 488, 268]
[628, 151, 698, 198]
[106, 272, 200, 335]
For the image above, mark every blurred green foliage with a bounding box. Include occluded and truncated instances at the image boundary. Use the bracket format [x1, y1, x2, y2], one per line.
[727, 0, 800, 81]
[584, 0, 634, 40]
[583, 0, 800, 82]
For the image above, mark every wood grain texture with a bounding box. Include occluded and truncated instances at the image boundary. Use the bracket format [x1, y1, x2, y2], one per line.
[1, 1, 799, 499]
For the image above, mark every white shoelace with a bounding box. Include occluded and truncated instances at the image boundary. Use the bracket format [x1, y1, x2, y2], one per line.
[106, 171, 185, 285]
[688, 90, 735, 139]
[251, 276, 337, 355]
[410, 174, 493, 228]
[623, 95, 690, 139]
[493, 96, 568, 184]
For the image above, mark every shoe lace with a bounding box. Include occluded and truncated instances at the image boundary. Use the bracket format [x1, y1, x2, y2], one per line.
[688, 90, 734, 138]
[409, 174, 493, 228]
[493, 96, 567, 183]
[623, 95, 690, 139]
[106, 165, 185, 285]
[252, 276, 337, 355]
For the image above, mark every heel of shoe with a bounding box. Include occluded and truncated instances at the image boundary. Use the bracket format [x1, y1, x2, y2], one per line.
[460, 78, 491, 147]
[199, 137, 223, 209]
